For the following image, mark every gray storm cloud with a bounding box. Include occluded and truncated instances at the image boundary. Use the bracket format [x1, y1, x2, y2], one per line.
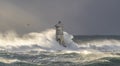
[0, 0, 120, 35]
[0, 0, 41, 34]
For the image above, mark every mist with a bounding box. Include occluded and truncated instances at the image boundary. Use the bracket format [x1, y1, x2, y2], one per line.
[0, 0, 120, 35]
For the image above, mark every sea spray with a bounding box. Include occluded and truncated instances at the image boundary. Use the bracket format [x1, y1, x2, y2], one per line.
[0, 30, 120, 65]
[0, 29, 120, 53]
[0, 29, 78, 52]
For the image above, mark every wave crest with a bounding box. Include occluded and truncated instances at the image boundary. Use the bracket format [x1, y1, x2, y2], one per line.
[0, 29, 78, 52]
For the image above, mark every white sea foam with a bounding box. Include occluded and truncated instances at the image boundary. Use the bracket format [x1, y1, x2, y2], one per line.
[0, 29, 120, 53]
[0, 57, 20, 64]
[0, 29, 78, 52]
[78, 39, 120, 52]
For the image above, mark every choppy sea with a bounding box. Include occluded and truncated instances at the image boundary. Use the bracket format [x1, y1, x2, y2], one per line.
[0, 29, 120, 66]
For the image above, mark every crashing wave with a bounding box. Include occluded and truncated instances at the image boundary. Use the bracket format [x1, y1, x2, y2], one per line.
[0, 29, 78, 52]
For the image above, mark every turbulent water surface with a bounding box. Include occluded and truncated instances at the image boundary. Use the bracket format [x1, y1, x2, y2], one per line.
[0, 29, 120, 66]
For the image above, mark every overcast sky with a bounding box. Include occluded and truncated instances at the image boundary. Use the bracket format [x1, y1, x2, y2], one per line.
[0, 0, 120, 35]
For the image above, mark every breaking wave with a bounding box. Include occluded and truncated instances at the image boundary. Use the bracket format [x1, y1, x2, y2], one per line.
[0, 57, 20, 64]
[0, 29, 78, 52]
[0, 29, 120, 54]
[77, 39, 120, 53]
[0, 29, 120, 65]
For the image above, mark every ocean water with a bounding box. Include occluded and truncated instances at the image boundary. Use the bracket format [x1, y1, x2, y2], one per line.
[0, 29, 120, 66]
